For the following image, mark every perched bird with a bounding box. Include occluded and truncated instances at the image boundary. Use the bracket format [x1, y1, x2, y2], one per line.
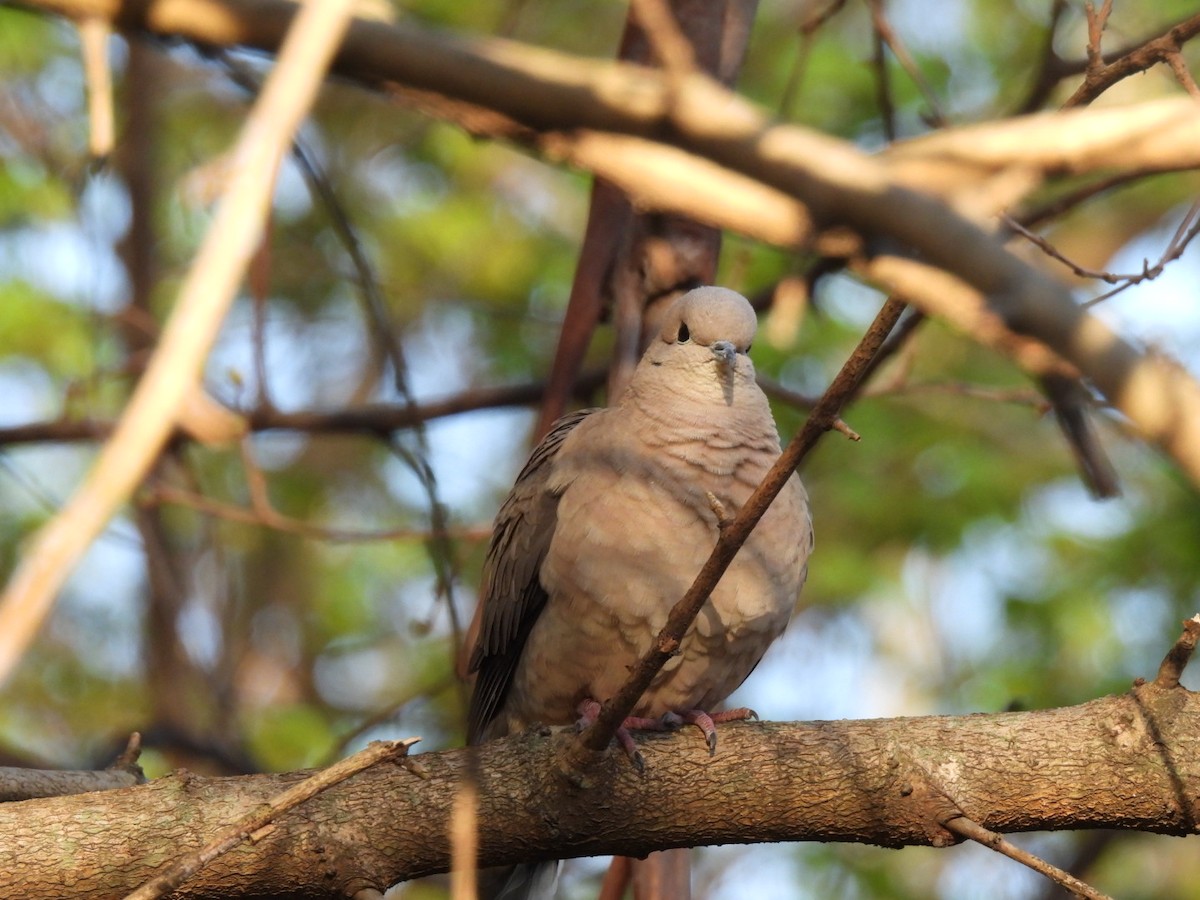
[467, 285, 813, 895]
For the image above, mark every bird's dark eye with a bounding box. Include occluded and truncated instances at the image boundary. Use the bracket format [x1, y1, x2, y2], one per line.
[746, 342, 752, 353]
[677, 323, 690, 343]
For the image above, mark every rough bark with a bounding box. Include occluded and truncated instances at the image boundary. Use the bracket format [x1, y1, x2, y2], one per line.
[2, 682, 1198, 898]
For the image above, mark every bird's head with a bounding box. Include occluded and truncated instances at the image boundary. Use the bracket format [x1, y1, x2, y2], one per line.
[635, 286, 759, 406]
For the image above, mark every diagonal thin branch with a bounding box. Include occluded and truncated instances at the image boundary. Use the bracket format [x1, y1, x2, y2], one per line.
[0, 0, 358, 687]
[121, 738, 416, 900]
[943, 815, 1115, 900]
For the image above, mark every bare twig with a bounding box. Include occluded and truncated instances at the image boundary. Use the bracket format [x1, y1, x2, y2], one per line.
[1154, 615, 1200, 690]
[1064, 9, 1200, 108]
[779, 0, 849, 119]
[121, 739, 415, 900]
[943, 815, 1115, 900]
[866, 0, 948, 129]
[572, 296, 907, 762]
[1165, 50, 1200, 97]
[630, 0, 695, 83]
[78, 16, 114, 158]
[143, 481, 490, 544]
[0, 0, 359, 687]
[867, 0, 896, 142]
[1017, 0, 1070, 113]
[0, 764, 143, 802]
[0, 371, 608, 447]
[1003, 203, 1200, 304]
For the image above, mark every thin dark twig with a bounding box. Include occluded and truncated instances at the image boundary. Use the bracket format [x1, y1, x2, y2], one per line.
[0, 370, 609, 448]
[142, 482, 489, 544]
[1064, 9, 1200, 108]
[780, 0, 849, 119]
[1013, 170, 1157, 229]
[1083, 0, 1113, 76]
[1017, 0, 1070, 113]
[216, 51, 466, 682]
[867, 0, 948, 129]
[572, 296, 907, 761]
[943, 815, 1115, 900]
[867, 0, 896, 143]
[1002, 202, 1200, 307]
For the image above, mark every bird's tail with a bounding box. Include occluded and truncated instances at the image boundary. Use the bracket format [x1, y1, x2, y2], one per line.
[477, 861, 561, 900]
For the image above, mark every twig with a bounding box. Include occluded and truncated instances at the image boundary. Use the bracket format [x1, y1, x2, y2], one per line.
[779, 0, 848, 119]
[1083, 0, 1113, 78]
[0, 0, 359, 688]
[866, 0, 948, 129]
[0, 371, 609, 447]
[121, 739, 416, 900]
[0, 732, 143, 802]
[1004, 204, 1200, 302]
[572, 296, 907, 761]
[220, 49, 470, 706]
[1017, 0, 1070, 113]
[1064, 9, 1200, 108]
[449, 778, 479, 900]
[322, 672, 456, 765]
[943, 815, 1114, 900]
[630, 0, 695, 83]
[0, 764, 143, 802]
[78, 16, 113, 159]
[1166, 49, 1200, 97]
[866, 0, 896, 142]
[1153, 615, 1200, 690]
[142, 483, 489, 544]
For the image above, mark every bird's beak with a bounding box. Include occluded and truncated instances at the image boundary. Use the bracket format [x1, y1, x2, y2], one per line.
[711, 340, 737, 367]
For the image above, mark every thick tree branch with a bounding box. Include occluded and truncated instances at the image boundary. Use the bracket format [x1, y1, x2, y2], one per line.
[17, 0, 1200, 488]
[2, 681, 1199, 897]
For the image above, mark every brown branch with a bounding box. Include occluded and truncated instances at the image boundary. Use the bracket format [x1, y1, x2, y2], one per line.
[866, 0, 948, 129]
[1154, 615, 1200, 690]
[4, 679, 1200, 895]
[572, 296, 907, 762]
[122, 738, 416, 900]
[1064, 9, 1200, 108]
[1004, 202, 1200, 303]
[943, 815, 1115, 900]
[0, 764, 142, 802]
[0, 0, 360, 687]
[630, 0, 695, 83]
[142, 483, 489, 543]
[78, 15, 114, 158]
[1017, 0, 1070, 113]
[0, 370, 607, 447]
[1166, 49, 1200, 98]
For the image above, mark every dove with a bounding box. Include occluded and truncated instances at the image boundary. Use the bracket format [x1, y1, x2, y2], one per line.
[466, 285, 812, 896]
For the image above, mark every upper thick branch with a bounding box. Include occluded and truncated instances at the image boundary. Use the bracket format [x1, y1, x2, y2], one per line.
[20, 0, 1200, 488]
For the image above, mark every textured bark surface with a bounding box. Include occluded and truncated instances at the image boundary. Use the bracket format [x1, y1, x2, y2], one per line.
[2, 683, 1198, 898]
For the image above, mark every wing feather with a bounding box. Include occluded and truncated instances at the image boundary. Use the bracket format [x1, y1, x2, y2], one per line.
[466, 409, 594, 744]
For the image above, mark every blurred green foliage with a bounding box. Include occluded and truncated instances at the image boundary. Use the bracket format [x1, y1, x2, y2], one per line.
[1, 0, 1199, 896]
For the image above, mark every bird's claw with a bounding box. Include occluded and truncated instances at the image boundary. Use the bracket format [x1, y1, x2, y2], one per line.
[575, 699, 758, 766]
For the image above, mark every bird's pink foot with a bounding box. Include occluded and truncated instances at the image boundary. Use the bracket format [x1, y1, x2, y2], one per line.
[574, 700, 758, 768]
[673, 706, 758, 754]
[575, 699, 650, 772]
